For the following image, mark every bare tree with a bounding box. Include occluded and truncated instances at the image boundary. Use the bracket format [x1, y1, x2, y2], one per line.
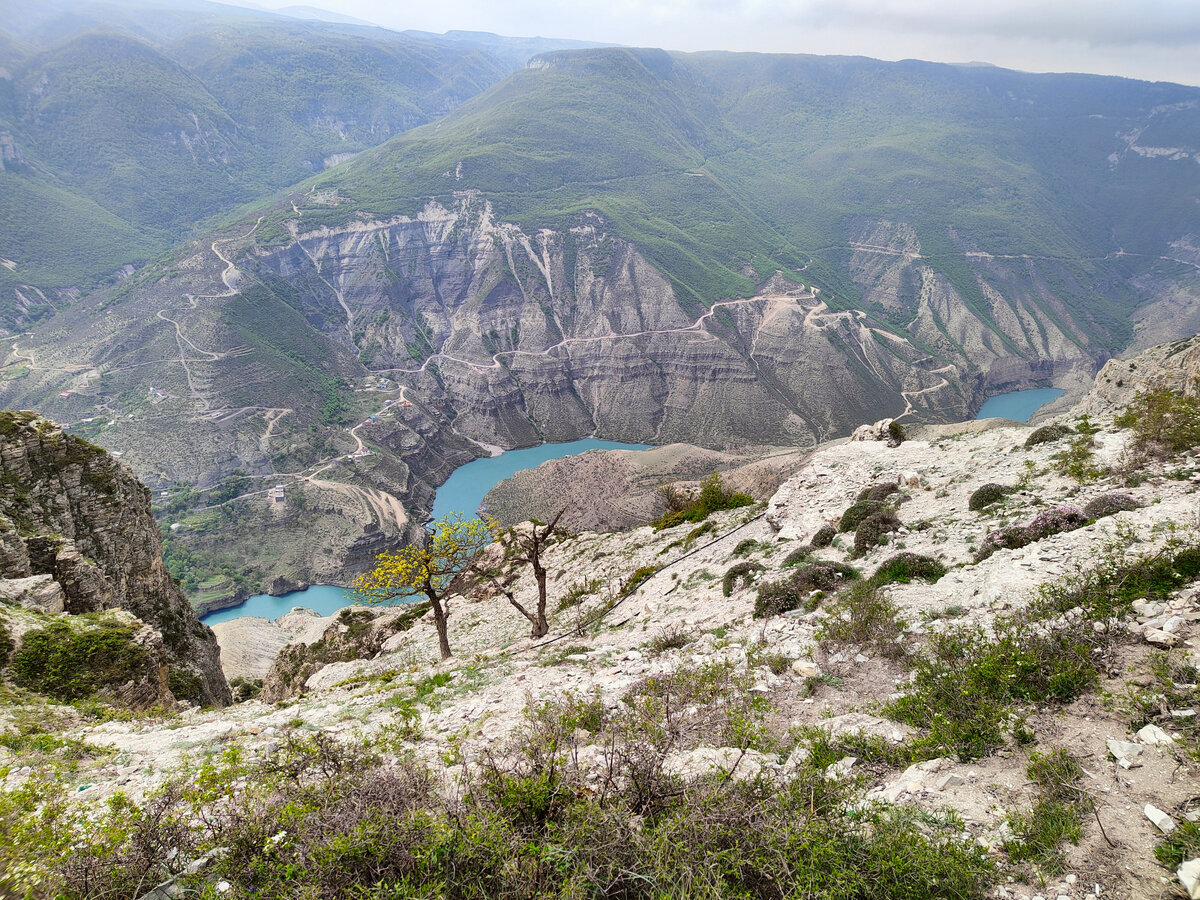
[477, 509, 565, 638]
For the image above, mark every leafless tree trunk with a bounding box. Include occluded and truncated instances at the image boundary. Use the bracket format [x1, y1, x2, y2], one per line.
[477, 509, 565, 638]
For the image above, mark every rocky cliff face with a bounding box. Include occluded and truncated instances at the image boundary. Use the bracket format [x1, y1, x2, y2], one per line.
[1077, 333, 1200, 417]
[0, 411, 230, 706]
[248, 198, 1100, 451]
[0, 197, 1106, 593]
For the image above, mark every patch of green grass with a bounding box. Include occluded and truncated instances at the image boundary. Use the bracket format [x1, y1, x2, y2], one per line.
[10, 617, 154, 704]
[1155, 819, 1200, 869]
[1002, 749, 1089, 876]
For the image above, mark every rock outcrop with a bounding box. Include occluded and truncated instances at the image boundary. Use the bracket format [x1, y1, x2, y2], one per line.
[0, 411, 230, 706]
[1078, 333, 1200, 417]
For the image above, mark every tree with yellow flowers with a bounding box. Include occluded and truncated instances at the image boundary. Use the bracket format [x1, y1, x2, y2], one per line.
[353, 514, 491, 660]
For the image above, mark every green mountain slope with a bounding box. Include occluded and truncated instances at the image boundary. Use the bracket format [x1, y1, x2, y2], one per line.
[299, 49, 1200, 348]
[7, 48, 1200, 597]
[0, 12, 513, 326]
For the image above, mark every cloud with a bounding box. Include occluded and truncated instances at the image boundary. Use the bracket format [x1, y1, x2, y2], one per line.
[254, 0, 1200, 86]
[789, 0, 1200, 48]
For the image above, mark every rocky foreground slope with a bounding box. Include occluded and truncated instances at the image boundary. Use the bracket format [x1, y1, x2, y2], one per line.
[4, 350, 1200, 898]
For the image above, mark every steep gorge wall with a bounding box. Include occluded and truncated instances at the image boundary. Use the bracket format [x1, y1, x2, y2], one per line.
[251, 198, 1103, 451]
[0, 411, 230, 706]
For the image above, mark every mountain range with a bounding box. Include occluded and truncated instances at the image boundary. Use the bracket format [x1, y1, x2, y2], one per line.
[3, 4, 1200, 598]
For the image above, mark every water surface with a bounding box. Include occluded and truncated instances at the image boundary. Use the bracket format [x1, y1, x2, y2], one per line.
[203, 439, 652, 623]
[430, 438, 651, 522]
[975, 388, 1065, 423]
[202, 584, 358, 625]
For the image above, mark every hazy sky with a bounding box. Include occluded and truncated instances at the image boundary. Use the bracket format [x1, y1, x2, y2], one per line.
[250, 0, 1200, 86]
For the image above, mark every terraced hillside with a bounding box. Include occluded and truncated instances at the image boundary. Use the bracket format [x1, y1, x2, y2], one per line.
[6, 47, 1200, 597]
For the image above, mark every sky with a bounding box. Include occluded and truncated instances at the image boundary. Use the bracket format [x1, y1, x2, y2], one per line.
[250, 0, 1200, 86]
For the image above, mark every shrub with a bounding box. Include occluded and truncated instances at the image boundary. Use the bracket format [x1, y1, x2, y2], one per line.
[621, 565, 658, 595]
[229, 676, 263, 703]
[730, 538, 765, 557]
[10, 619, 153, 703]
[817, 583, 908, 659]
[853, 511, 901, 556]
[838, 499, 886, 532]
[810, 524, 837, 548]
[1024, 423, 1073, 448]
[1026, 505, 1089, 541]
[975, 505, 1087, 562]
[870, 553, 947, 587]
[752, 562, 860, 618]
[968, 483, 1010, 511]
[652, 473, 753, 530]
[1083, 492, 1140, 521]
[1115, 382, 1200, 458]
[647, 625, 694, 654]
[722, 561, 764, 597]
[782, 546, 814, 567]
[0, 621, 12, 667]
[557, 577, 601, 611]
[1054, 415, 1103, 482]
[167, 668, 202, 705]
[887, 420, 906, 446]
[856, 482, 900, 503]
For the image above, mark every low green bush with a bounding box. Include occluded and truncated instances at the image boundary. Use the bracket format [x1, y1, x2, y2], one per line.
[730, 538, 766, 558]
[10, 619, 153, 703]
[817, 583, 908, 659]
[853, 511, 900, 557]
[838, 499, 886, 533]
[621, 566, 658, 595]
[810, 524, 837, 548]
[975, 505, 1088, 562]
[752, 562, 860, 618]
[1024, 423, 1073, 448]
[652, 473, 753, 530]
[856, 482, 900, 504]
[782, 546, 814, 567]
[887, 621, 1099, 760]
[647, 625, 694, 654]
[870, 553, 947, 587]
[722, 561, 764, 597]
[1082, 492, 1140, 520]
[557, 577, 601, 611]
[968, 483, 1010, 511]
